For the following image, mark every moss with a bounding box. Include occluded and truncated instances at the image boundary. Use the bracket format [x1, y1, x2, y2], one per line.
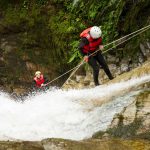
[92, 131, 105, 139]
[93, 118, 143, 139]
[136, 132, 150, 140]
[107, 118, 142, 138]
[136, 90, 150, 109]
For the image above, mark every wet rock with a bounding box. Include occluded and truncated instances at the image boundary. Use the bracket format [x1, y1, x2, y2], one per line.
[13, 88, 27, 96]
[108, 64, 117, 75]
[106, 55, 116, 63]
[132, 63, 138, 68]
[0, 141, 44, 150]
[120, 63, 129, 72]
[146, 41, 150, 49]
[84, 73, 92, 82]
[114, 67, 121, 76]
[101, 89, 150, 139]
[75, 75, 85, 83]
[0, 138, 150, 150]
[138, 54, 144, 63]
[110, 101, 136, 127]
[102, 133, 110, 139]
[109, 64, 117, 71]
[136, 91, 150, 134]
[41, 138, 150, 150]
[140, 43, 146, 56]
[76, 64, 86, 74]
[122, 101, 136, 125]
[109, 116, 120, 128]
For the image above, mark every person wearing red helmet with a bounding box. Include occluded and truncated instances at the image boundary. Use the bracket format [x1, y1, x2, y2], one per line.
[79, 26, 114, 86]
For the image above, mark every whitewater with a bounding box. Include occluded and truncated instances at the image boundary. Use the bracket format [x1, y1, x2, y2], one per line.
[0, 75, 149, 141]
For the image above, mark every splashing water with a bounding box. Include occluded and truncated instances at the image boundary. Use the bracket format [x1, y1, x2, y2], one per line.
[0, 75, 150, 141]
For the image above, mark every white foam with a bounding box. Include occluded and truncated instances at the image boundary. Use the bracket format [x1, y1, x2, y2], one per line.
[0, 75, 149, 141]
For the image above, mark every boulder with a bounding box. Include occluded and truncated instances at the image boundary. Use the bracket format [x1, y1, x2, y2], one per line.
[120, 63, 129, 72]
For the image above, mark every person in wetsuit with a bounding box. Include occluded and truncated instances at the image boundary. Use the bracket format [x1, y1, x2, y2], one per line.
[79, 26, 114, 86]
[33, 71, 48, 90]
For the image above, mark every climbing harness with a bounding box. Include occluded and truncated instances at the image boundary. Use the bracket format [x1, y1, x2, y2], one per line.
[45, 24, 150, 87]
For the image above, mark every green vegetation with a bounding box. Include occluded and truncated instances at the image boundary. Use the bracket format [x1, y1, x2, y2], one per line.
[0, 0, 150, 89]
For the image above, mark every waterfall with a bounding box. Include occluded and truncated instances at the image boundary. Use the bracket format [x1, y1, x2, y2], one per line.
[0, 75, 149, 141]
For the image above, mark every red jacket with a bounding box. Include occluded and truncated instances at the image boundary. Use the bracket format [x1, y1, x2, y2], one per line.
[80, 27, 102, 53]
[34, 74, 45, 88]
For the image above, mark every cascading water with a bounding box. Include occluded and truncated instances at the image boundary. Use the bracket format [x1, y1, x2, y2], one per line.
[0, 75, 150, 141]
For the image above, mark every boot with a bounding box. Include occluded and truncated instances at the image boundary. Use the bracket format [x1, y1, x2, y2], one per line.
[95, 82, 100, 86]
[109, 75, 114, 80]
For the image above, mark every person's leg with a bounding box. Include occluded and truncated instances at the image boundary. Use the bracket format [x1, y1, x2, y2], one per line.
[96, 52, 114, 80]
[88, 56, 100, 86]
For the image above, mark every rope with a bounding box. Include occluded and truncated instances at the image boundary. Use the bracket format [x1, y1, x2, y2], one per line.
[61, 60, 84, 87]
[90, 24, 150, 57]
[44, 63, 84, 86]
[102, 26, 150, 54]
[62, 26, 150, 87]
[45, 24, 150, 87]
[101, 24, 150, 48]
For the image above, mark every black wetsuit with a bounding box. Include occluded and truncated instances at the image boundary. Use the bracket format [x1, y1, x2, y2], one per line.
[79, 37, 113, 85]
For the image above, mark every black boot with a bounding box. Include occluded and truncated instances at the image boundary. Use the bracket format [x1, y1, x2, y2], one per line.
[95, 82, 100, 86]
[109, 75, 114, 80]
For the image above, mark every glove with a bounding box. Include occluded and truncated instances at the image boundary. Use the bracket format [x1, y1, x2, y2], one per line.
[99, 45, 104, 50]
[41, 84, 46, 87]
[84, 56, 89, 62]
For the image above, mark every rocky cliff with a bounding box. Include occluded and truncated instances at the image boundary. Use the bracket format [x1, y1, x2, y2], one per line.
[0, 138, 150, 150]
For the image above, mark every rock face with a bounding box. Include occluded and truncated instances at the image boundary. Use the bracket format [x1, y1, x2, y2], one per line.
[42, 138, 150, 150]
[90, 61, 150, 140]
[98, 90, 150, 139]
[0, 141, 44, 150]
[0, 138, 150, 150]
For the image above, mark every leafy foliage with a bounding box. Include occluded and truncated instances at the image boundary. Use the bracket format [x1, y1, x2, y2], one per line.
[0, 0, 150, 87]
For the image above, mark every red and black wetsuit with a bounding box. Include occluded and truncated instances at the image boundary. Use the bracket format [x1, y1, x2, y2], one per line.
[79, 28, 113, 85]
[33, 74, 48, 89]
